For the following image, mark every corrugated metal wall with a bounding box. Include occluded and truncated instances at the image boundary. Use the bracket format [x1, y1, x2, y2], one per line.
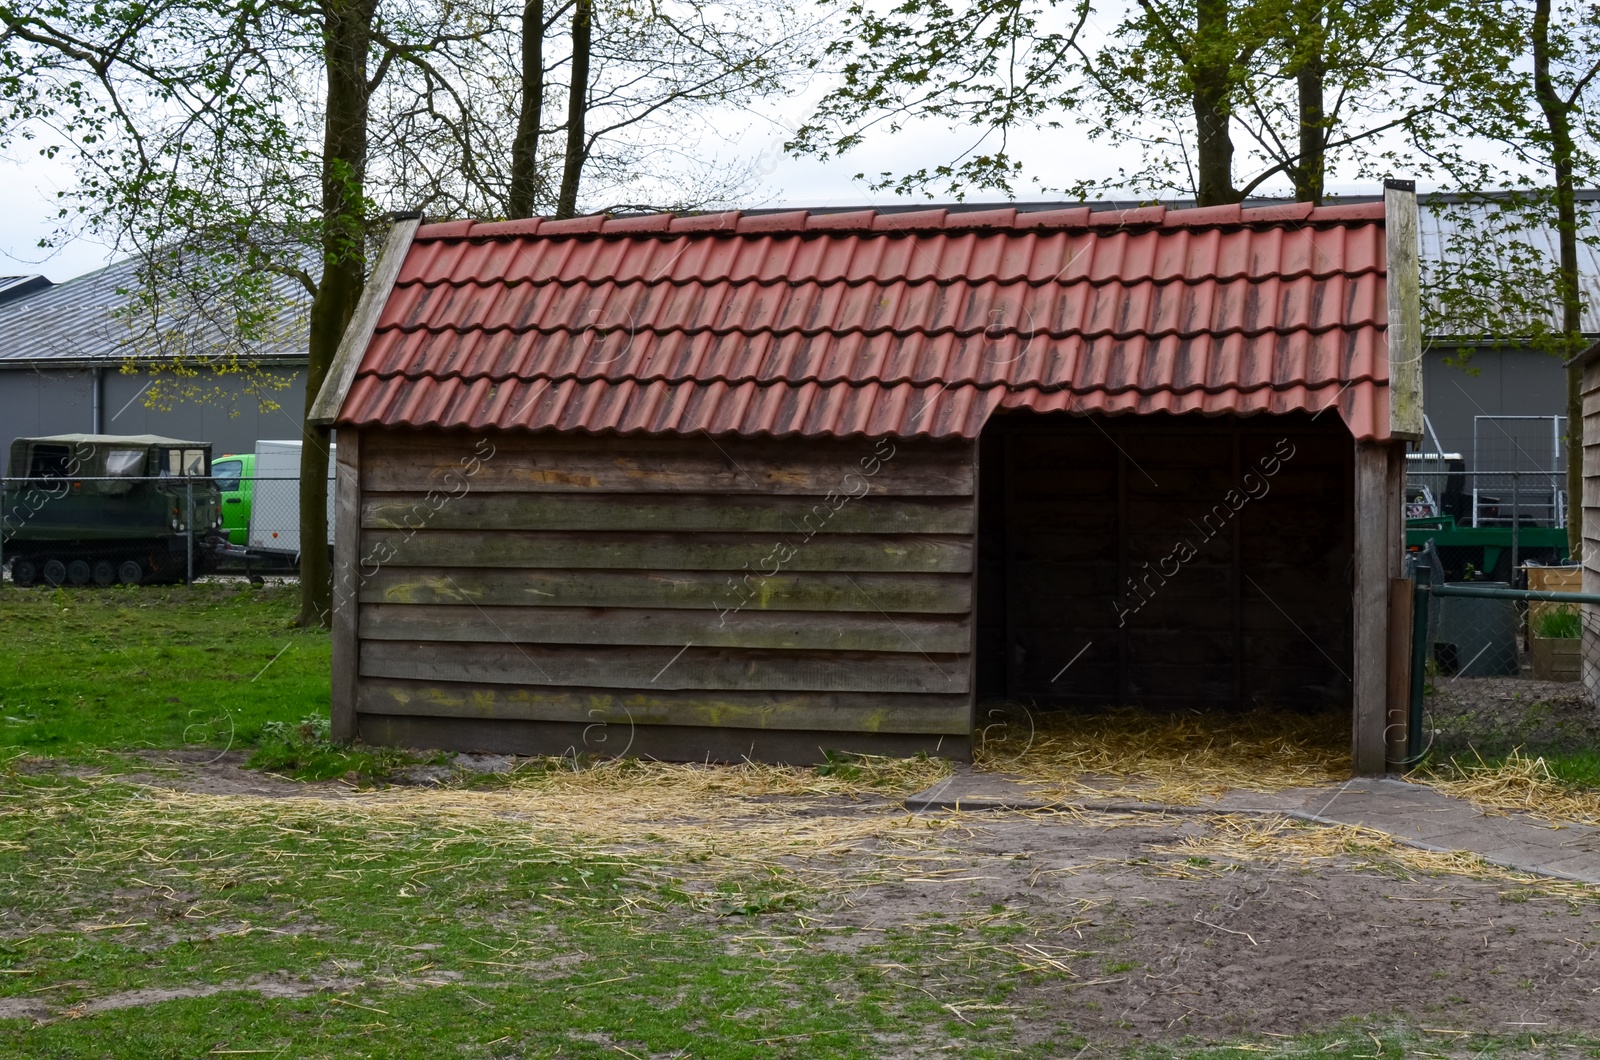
[1422, 347, 1568, 464]
[348, 429, 976, 762]
[0, 366, 306, 455]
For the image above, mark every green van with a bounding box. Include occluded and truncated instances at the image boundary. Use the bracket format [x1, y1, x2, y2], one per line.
[210, 453, 255, 546]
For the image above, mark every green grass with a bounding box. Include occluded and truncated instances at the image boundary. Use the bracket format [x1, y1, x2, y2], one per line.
[0, 583, 328, 756]
[246, 710, 437, 781]
[1534, 606, 1583, 639]
[0, 772, 1048, 1058]
[3, 590, 1599, 1055]
[1427, 746, 1600, 791]
[2, 772, 1594, 1059]
[1541, 749, 1600, 787]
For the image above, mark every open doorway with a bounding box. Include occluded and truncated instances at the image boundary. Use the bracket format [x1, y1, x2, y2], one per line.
[976, 411, 1356, 714]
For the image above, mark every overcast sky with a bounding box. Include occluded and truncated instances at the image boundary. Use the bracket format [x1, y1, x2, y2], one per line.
[0, 82, 1412, 286]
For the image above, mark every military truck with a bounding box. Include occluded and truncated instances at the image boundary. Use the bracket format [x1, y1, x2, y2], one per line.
[1, 434, 223, 586]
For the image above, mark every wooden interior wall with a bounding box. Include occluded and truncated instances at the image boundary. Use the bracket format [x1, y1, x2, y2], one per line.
[344, 429, 976, 763]
[975, 412, 1354, 710]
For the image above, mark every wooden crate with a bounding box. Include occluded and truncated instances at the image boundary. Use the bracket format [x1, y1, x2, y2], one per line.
[1526, 565, 1582, 629]
[1531, 635, 1581, 682]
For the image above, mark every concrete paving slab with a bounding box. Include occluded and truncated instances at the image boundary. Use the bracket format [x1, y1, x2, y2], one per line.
[904, 768, 1600, 885]
[1290, 780, 1600, 885]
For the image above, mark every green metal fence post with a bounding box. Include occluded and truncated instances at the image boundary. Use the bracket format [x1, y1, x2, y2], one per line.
[1408, 565, 1431, 763]
[185, 479, 194, 586]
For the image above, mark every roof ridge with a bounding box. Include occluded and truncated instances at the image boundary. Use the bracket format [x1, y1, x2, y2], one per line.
[415, 201, 1383, 242]
[390, 264, 1388, 289]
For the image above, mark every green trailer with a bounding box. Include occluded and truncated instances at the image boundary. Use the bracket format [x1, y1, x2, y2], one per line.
[1, 434, 224, 586]
[1405, 513, 1570, 581]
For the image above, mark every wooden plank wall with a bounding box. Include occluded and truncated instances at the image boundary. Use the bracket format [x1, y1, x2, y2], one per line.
[976, 413, 1354, 712]
[1582, 360, 1600, 694]
[347, 429, 976, 763]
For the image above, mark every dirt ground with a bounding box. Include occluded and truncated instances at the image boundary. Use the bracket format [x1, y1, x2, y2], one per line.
[1427, 676, 1600, 758]
[47, 754, 1600, 1048]
[822, 814, 1600, 1044]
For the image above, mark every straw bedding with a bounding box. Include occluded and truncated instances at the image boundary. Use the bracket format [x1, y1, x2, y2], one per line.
[1416, 750, 1600, 828]
[974, 704, 1351, 804]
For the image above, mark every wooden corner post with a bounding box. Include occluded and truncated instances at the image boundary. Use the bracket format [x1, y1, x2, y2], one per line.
[1385, 179, 1424, 442]
[1352, 441, 1392, 775]
[330, 430, 361, 742]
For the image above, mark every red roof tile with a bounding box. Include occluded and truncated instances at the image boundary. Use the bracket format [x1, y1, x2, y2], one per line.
[339, 203, 1395, 440]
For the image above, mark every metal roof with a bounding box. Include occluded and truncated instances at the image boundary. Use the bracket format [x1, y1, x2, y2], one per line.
[336, 200, 1395, 441]
[1415, 193, 1600, 337]
[0, 275, 51, 308]
[0, 255, 307, 368]
[16, 433, 210, 447]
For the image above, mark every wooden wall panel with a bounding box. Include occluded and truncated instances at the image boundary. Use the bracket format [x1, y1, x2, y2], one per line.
[348, 429, 976, 760]
[358, 566, 972, 613]
[359, 529, 972, 573]
[1582, 361, 1600, 694]
[357, 714, 962, 766]
[356, 679, 971, 734]
[360, 641, 968, 693]
[360, 603, 972, 653]
[364, 492, 974, 534]
[362, 433, 974, 495]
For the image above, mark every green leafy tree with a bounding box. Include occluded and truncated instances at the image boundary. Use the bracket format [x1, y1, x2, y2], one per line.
[3, 0, 813, 626]
[1417, 0, 1600, 554]
[791, 0, 1509, 206]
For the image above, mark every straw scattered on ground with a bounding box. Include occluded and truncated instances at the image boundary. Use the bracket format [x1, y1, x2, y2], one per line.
[1156, 813, 1599, 897]
[974, 705, 1350, 804]
[1415, 750, 1600, 828]
[19, 755, 963, 898]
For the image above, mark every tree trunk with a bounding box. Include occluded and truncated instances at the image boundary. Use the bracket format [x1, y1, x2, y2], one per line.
[1289, 0, 1326, 203]
[300, 0, 375, 629]
[1532, 0, 1586, 556]
[1193, 0, 1240, 206]
[555, 0, 592, 219]
[508, 0, 544, 218]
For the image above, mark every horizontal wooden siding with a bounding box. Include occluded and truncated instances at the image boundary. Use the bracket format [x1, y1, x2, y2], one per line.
[348, 430, 975, 762]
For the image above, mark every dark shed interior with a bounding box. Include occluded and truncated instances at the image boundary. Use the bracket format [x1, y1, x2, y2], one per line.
[976, 412, 1355, 712]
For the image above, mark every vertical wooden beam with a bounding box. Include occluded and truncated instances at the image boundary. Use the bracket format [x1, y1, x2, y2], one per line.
[1231, 427, 1244, 705]
[1115, 432, 1129, 706]
[1385, 444, 1410, 769]
[965, 436, 981, 751]
[1385, 179, 1424, 442]
[1001, 425, 1020, 698]
[330, 430, 361, 743]
[1385, 579, 1413, 769]
[1352, 440, 1391, 775]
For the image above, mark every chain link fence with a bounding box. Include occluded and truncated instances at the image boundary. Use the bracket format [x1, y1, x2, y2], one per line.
[0, 475, 310, 587]
[1407, 547, 1600, 769]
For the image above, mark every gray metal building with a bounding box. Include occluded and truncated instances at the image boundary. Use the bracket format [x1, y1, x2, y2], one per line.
[1418, 191, 1600, 468]
[0, 256, 308, 459]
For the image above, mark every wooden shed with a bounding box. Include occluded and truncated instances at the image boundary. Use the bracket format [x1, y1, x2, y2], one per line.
[311, 183, 1423, 774]
[1572, 340, 1600, 693]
